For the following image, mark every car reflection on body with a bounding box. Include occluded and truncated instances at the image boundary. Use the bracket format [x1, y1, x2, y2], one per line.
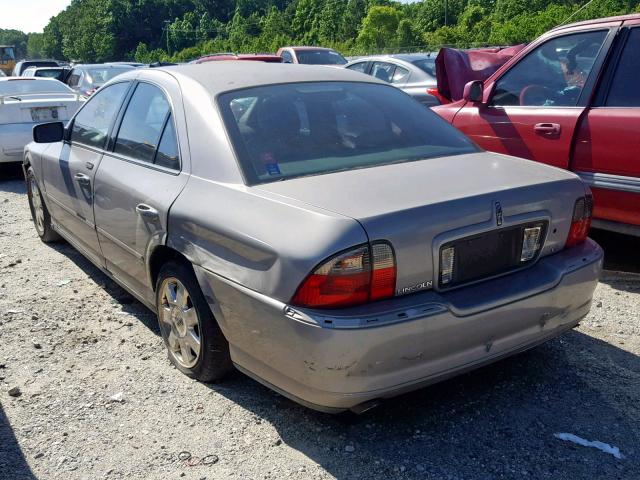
[24, 62, 602, 412]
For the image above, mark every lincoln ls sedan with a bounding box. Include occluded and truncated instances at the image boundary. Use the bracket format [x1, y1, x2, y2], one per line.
[24, 62, 603, 413]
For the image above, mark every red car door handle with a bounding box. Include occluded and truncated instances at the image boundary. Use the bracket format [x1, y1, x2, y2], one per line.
[534, 123, 561, 135]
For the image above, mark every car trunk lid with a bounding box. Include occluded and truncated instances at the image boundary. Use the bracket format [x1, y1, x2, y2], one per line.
[255, 152, 587, 296]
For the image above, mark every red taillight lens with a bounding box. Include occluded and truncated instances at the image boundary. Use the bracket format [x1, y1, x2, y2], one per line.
[565, 194, 593, 247]
[291, 243, 396, 309]
[427, 87, 451, 105]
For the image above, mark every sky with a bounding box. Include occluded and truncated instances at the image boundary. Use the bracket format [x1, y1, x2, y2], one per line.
[0, 0, 71, 33]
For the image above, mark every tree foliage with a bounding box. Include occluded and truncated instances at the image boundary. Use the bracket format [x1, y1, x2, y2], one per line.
[6, 0, 640, 63]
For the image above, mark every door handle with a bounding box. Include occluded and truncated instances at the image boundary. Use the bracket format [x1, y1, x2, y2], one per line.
[534, 123, 561, 135]
[136, 203, 159, 219]
[74, 173, 91, 186]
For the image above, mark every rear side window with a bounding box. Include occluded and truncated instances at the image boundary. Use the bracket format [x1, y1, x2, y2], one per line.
[154, 114, 180, 170]
[70, 82, 129, 149]
[604, 28, 640, 107]
[392, 66, 409, 84]
[281, 51, 294, 63]
[346, 62, 368, 73]
[491, 30, 607, 107]
[371, 62, 395, 83]
[67, 72, 80, 87]
[114, 83, 170, 163]
[218, 82, 478, 185]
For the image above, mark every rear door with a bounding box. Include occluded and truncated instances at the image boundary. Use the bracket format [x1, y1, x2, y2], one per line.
[573, 22, 640, 230]
[452, 27, 615, 169]
[93, 79, 189, 304]
[42, 81, 131, 266]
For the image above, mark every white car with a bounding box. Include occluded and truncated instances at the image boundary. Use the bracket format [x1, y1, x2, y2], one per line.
[0, 77, 83, 163]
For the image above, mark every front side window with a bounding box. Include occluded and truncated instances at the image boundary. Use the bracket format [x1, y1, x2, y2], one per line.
[218, 82, 478, 185]
[71, 82, 130, 149]
[491, 30, 607, 107]
[114, 83, 171, 163]
[604, 28, 640, 107]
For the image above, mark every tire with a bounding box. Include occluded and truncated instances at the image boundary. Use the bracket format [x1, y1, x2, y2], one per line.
[156, 260, 233, 382]
[26, 166, 60, 243]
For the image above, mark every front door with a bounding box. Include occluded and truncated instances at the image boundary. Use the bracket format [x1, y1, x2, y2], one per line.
[453, 28, 613, 170]
[42, 82, 131, 266]
[93, 81, 188, 303]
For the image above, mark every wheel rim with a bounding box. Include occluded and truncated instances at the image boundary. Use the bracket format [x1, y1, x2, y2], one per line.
[29, 175, 45, 235]
[158, 277, 201, 368]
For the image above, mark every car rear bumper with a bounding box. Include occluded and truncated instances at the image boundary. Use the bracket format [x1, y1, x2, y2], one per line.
[194, 239, 603, 412]
[0, 123, 34, 163]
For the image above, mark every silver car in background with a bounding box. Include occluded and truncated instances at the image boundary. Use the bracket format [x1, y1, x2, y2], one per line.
[0, 78, 82, 164]
[65, 63, 138, 98]
[345, 53, 444, 106]
[24, 63, 602, 412]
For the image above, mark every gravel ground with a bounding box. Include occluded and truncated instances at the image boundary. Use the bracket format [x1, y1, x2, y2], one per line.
[1, 170, 639, 480]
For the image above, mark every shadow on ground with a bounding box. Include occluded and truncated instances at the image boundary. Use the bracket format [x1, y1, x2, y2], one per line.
[590, 229, 640, 274]
[0, 403, 37, 480]
[205, 331, 639, 479]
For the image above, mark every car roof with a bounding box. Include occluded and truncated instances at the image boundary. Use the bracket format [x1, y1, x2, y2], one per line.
[552, 13, 640, 31]
[28, 66, 68, 70]
[286, 46, 336, 51]
[72, 64, 135, 69]
[0, 77, 64, 83]
[139, 62, 383, 94]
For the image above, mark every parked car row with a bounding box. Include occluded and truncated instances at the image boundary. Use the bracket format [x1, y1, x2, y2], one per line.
[4, 13, 637, 414]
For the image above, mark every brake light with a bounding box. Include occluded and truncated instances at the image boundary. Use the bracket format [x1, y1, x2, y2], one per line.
[427, 87, 451, 105]
[565, 194, 593, 247]
[291, 243, 396, 309]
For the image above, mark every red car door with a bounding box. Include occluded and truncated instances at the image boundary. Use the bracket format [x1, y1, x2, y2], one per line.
[572, 20, 640, 232]
[451, 24, 619, 170]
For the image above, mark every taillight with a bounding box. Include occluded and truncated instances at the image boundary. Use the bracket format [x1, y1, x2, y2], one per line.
[565, 194, 593, 247]
[427, 87, 450, 105]
[291, 242, 396, 309]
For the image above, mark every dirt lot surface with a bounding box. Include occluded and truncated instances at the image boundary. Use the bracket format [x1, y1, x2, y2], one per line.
[1, 169, 639, 480]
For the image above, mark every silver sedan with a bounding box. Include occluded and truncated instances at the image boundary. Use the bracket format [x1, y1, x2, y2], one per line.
[24, 63, 602, 412]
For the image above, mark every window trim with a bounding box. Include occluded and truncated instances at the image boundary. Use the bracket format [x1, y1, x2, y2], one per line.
[487, 27, 617, 109]
[68, 80, 133, 150]
[106, 80, 182, 174]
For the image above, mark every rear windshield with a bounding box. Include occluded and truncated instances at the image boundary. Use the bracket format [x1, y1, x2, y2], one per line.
[86, 67, 134, 85]
[34, 69, 64, 78]
[218, 82, 478, 185]
[296, 50, 347, 65]
[411, 58, 437, 77]
[0, 79, 72, 95]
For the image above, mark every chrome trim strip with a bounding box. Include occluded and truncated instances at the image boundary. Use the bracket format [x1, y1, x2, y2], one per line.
[576, 171, 640, 194]
[45, 193, 95, 228]
[591, 219, 640, 237]
[96, 226, 145, 261]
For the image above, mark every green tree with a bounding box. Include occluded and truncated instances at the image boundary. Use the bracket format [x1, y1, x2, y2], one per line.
[27, 33, 46, 58]
[357, 5, 402, 49]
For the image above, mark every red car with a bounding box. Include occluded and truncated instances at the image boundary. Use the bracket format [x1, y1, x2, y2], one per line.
[434, 14, 640, 236]
[193, 53, 283, 64]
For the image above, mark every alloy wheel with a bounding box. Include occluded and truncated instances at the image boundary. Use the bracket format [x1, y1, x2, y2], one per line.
[29, 175, 45, 235]
[158, 277, 201, 368]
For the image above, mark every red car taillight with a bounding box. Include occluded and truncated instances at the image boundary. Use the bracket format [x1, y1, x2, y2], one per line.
[565, 194, 593, 247]
[427, 87, 451, 105]
[291, 243, 396, 309]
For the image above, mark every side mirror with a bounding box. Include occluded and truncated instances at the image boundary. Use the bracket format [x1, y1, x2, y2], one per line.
[33, 122, 64, 143]
[463, 80, 484, 103]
